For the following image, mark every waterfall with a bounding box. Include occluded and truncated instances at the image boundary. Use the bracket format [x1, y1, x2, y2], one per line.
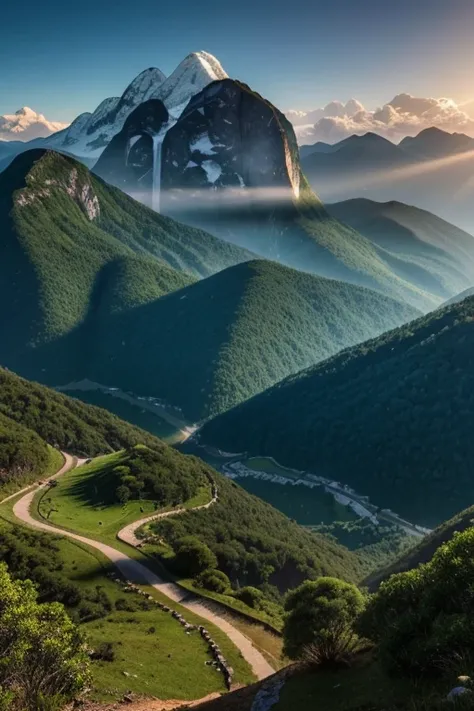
[152, 134, 164, 213]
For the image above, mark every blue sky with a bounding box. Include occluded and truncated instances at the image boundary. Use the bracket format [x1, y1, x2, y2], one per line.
[1, 0, 474, 121]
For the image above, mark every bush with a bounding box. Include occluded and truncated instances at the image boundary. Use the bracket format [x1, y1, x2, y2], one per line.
[195, 569, 230, 594]
[173, 536, 217, 577]
[233, 586, 265, 609]
[0, 562, 90, 710]
[360, 528, 474, 675]
[283, 577, 366, 664]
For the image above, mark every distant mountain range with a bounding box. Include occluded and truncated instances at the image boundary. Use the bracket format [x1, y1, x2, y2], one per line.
[301, 128, 474, 232]
[200, 293, 474, 527]
[327, 197, 474, 301]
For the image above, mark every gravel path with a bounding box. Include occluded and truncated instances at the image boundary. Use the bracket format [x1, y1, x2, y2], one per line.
[11, 456, 274, 681]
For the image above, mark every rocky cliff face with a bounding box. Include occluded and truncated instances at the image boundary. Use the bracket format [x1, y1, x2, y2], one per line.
[161, 79, 301, 200]
[94, 99, 169, 206]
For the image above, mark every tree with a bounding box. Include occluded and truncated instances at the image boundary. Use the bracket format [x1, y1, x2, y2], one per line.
[173, 536, 217, 577]
[115, 484, 131, 504]
[195, 569, 230, 594]
[283, 577, 366, 664]
[0, 562, 91, 710]
[360, 528, 474, 674]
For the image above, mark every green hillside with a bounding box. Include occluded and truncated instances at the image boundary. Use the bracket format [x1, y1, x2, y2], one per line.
[85, 259, 419, 421]
[0, 149, 250, 374]
[200, 295, 474, 527]
[0, 367, 362, 591]
[327, 198, 474, 301]
[364, 503, 474, 591]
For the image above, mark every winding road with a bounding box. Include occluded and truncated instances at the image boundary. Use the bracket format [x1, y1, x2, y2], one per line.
[10, 454, 274, 681]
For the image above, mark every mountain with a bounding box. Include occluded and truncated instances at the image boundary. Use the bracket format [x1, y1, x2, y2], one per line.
[327, 198, 474, 301]
[95, 79, 453, 312]
[94, 99, 169, 206]
[399, 126, 474, 159]
[299, 141, 335, 158]
[84, 259, 419, 422]
[1, 52, 228, 167]
[0, 107, 68, 142]
[0, 366, 363, 591]
[200, 295, 474, 527]
[38, 67, 168, 158]
[0, 148, 250, 379]
[300, 127, 474, 234]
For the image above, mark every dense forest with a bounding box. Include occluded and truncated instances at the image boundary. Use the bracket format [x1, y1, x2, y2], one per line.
[0, 367, 164, 456]
[201, 296, 474, 526]
[147, 472, 362, 594]
[88, 259, 418, 421]
[0, 149, 249, 377]
[0, 411, 49, 484]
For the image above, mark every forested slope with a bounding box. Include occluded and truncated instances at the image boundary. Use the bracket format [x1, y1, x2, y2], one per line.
[201, 295, 474, 526]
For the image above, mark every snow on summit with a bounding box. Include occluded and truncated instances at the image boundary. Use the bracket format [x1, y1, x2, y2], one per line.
[41, 52, 227, 158]
[0, 107, 69, 141]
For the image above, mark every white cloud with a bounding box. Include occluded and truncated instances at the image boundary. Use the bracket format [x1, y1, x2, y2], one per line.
[0, 107, 69, 142]
[288, 94, 474, 145]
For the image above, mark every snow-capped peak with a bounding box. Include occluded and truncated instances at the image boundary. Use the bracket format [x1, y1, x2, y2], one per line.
[154, 51, 228, 115]
[0, 107, 69, 142]
[15, 52, 227, 157]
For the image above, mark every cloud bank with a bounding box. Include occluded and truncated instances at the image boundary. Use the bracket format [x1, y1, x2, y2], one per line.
[288, 94, 474, 145]
[0, 107, 69, 142]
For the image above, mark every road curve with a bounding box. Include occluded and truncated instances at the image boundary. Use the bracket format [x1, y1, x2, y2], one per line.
[118, 491, 218, 547]
[11, 458, 274, 681]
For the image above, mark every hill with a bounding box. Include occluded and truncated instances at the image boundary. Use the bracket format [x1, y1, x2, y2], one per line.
[327, 198, 474, 301]
[0, 367, 362, 593]
[0, 149, 250, 377]
[200, 295, 474, 527]
[364, 502, 474, 591]
[85, 259, 419, 422]
[93, 78, 444, 311]
[300, 127, 474, 235]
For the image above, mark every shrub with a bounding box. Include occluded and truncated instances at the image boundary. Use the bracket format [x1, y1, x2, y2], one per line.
[233, 586, 265, 609]
[283, 577, 366, 664]
[195, 569, 230, 594]
[173, 536, 217, 577]
[0, 562, 90, 710]
[360, 528, 474, 675]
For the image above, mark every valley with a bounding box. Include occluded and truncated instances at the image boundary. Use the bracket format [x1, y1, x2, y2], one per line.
[2, 24, 474, 711]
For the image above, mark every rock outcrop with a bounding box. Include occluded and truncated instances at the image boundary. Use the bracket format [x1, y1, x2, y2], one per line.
[161, 78, 301, 203]
[94, 99, 169, 205]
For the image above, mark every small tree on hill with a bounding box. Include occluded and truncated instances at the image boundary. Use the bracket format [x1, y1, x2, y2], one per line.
[0, 562, 91, 710]
[173, 536, 218, 577]
[283, 577, 366, 665]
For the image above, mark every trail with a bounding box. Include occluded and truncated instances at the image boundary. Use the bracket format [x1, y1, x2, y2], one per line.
[11, 456, 274, 681]
[118, 484, 218, 547]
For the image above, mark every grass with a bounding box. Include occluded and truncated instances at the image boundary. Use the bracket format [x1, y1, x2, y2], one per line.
[38, 452, 161, 541]
[244, 457, 302, 479]
[0, 512, 230, 702]
[24, 454, 256, 686]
